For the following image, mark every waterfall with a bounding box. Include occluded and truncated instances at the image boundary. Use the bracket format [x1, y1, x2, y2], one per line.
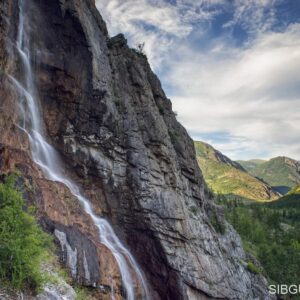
[10, 1, 149, 299]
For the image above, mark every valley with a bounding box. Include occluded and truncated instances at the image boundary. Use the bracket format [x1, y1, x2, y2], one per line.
[195, 140, 300, 202]
[195, 140, 300, 298]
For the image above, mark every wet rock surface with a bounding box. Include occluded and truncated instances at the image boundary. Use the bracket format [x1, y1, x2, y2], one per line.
[0, 0, 275, 299]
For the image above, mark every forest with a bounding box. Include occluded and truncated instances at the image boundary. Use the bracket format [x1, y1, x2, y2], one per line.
[223, 197, 300, 299]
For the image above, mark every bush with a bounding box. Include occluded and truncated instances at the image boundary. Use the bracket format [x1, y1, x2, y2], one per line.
[134, 42, 146, 55]
[225, 202, 300, 287]
[247, 261, 260, 274]
[0, 174, 51, 292]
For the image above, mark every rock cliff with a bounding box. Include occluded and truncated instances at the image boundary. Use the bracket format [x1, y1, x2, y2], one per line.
[0, 0, 273, 299]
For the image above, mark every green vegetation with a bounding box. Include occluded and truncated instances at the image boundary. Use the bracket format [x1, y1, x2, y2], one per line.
[206, 205, 227, 235]
[189, 205, 198, 215]
[0, 174, 98, 299]
[239, 156, 300, 194]
[237, 159, 266, 171]
[209, 212, 226, 235]
[169, 130, 181, 145]
[195, 140, 300, 297]
[0, 174, 51, 292]
[290, 183, 300, 195]
[74, 285, 96, 300]
[224, 198, 300, 291]
[194, 141, 279, 201]
[246, 261, 261, 274]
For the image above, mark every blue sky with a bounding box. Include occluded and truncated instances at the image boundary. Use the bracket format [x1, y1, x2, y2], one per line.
[96, 0, 300, 160]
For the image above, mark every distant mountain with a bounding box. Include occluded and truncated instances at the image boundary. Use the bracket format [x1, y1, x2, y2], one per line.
[238, 157, 300, 194]
[195, 141, 280, 202]
[237, 159, 266, 171]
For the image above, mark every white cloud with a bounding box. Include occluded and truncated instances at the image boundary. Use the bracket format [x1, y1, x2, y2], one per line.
[95, 0, 300, 160]
[95, 0, 222, 68]
[169, 24, 300, 159]
[223, 0, 281, 36]
[95, 0, 282, 68]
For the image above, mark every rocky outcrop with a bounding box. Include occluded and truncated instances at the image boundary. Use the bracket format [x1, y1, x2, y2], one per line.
[0, 256, 77, 300]
[0, 0, 274, 299]
[0, 280, 77, 300]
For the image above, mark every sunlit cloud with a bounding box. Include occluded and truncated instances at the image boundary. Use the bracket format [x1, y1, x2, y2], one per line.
[223, 0, 280, 36]
[169, 23, 300, 159]
[96, 0, 222, 68]
[96, 0, 300, 160]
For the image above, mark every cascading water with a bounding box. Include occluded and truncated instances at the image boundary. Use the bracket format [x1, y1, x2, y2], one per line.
[10, 1, 149, 299]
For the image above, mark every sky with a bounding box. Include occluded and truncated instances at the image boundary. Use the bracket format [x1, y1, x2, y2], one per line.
[95, 0, 300, 160]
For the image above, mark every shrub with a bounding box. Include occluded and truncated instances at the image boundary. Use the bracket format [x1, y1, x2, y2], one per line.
[247, 261, 260, 274]
[74, 285, 95, 300]
[135, 42, 145, 55]
[159, 107, 165, 115]
[189, 205, 198, 214]
[0, 174, 51, 292]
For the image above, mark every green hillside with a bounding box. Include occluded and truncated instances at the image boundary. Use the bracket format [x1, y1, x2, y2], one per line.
[239, 157, 300, 194]
[237, 159, 266, 171]
[291, 183, 300, 194]
[194, 141, 280, 202]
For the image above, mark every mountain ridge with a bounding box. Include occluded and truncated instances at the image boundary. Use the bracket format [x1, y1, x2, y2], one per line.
[195, 141, 280, 202]
[238, 156, 300, 194]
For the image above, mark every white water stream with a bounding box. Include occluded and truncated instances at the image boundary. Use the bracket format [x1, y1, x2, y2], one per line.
[10, 1, 149, 299]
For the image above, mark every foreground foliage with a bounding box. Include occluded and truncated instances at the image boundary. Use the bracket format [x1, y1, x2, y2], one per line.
[223, 197, 300, 295]
[0, 174, 51, 292]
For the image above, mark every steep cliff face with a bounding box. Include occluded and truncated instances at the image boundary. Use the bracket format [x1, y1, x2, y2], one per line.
[0, 0, 273, 299]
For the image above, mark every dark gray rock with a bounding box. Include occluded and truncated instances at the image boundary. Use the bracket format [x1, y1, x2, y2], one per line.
[51, 222, 100, 287]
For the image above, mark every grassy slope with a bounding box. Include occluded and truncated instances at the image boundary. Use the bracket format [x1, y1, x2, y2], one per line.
[237, 159, 266, 172]
[195, 141, 280, 202]
[292, 183, 300, 194]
